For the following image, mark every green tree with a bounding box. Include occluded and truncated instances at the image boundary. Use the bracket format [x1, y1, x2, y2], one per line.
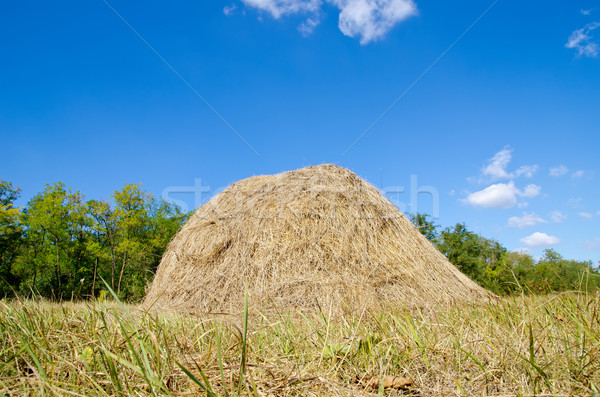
[112, 184, 152, 297]
[0, 180, 24, 296]
[497, 250, 536, 294]
[86, 200, 118, 296]
[526, 249, 599, 293]
[0, 179, 188, 301]
[146, 198, 189, 274]
[409, 213, 439, 243]
[437, 223, 507, 289]
[437, 223, 485, 282]
[16, 183, 91, 298]
[85, 199, 116, 297]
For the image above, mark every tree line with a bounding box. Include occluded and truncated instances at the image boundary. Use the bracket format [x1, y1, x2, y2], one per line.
[1, 178, 598, 301]
[0, 179, 188, 300]
[410, 213, 600, 295]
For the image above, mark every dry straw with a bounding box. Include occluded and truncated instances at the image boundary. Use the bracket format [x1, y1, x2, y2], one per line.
[145, 165, 492, 315]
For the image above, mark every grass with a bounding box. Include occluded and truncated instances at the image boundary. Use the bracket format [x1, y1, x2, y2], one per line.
[0, 292, 599, 396]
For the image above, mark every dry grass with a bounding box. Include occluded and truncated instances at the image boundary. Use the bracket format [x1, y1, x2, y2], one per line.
[145, 165, 491, 315]
[1, 292, 599, 396]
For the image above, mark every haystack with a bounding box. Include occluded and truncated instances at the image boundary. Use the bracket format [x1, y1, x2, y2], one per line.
[145, 165, 491, 314]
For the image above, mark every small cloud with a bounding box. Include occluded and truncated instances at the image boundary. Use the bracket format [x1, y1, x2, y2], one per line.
[241, 0, 322, 36]
[568, 197, 583, 208]
[464, 181, 519, 209]
[549, 165, 569, 177]
[586, 237, 600, 250]
[518, 202, 529, 208]
[572, 170, 585, 178]
[520, 232, 561, 248]
[482, 147, 513, 180]
[566, 21, 600, 58]
[464, 181, 540, 209]
[508, 212, 547, 228]
[521, 184, 541, 199]
[242, 0, 321, 18]
[223, 4, 238, 16]
[550, 211, 567, 223]
[597, 210, 600, 216]
[298, 15, 320, 35]
[579, 212, 594, 219]
[448, 189, 456, 196]
[515, 165, 538, 178]
[331, 0, 418, 44]
[478, 147, 538, 182]
[582, 9, 592, 16]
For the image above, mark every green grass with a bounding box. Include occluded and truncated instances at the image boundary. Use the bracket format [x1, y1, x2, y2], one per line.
[0, 292, 599, 396]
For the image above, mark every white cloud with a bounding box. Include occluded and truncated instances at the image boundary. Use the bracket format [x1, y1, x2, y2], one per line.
[572, 170, 585, 178]
[464, 182, 541, 209]
[298, 16, 321, 35]
[566, 21, 600, 58]
[549, 165, 569, 177]
[521, 184, 541, 199]
[240, 0, 417, 43]
[586, 238, 600, 250]
[508, 212, 547, 228]
[482, 148, 513, 179]
[224, 4, 238, 15]
[464, 181, 519, 209]
[241, 0, 321, 18]
[579, 212, 593, 219]
[568, 197, 583, 208]
[520, 232, 561, 248]
[514, 165, 538, 178]
[330, 0, 417, 44]
[582, 9, 592, 16]
[479, 147, 537, 181]
[550, 211, 567, 223]
[597, 210, 600, 216]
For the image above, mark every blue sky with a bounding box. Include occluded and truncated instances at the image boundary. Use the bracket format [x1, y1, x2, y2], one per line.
[1, 0, 599, 263]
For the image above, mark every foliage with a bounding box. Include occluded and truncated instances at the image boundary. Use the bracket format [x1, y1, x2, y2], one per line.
[0, 180, 23, 296]
[410, 213, 600, 295]
[521, 249, 597, 294]
[0, 179, 189, 300]
[408, 212, 439, 243]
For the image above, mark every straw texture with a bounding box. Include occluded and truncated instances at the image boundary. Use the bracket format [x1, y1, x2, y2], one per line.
[145, 165, 491, 314]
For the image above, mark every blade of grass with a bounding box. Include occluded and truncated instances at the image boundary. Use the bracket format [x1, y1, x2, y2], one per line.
[237, 284, 249, 396]
[215, 321, 230, 397]
[176, 361, 218, 397]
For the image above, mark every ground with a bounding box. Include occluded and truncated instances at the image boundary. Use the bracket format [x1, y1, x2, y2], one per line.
[0, 293, 598, 396]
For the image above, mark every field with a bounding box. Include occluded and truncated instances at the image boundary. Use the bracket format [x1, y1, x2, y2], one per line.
[0, 293, 599, 396]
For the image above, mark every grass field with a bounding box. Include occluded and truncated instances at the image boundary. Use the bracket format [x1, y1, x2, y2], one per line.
[1, 292, 599, 396]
